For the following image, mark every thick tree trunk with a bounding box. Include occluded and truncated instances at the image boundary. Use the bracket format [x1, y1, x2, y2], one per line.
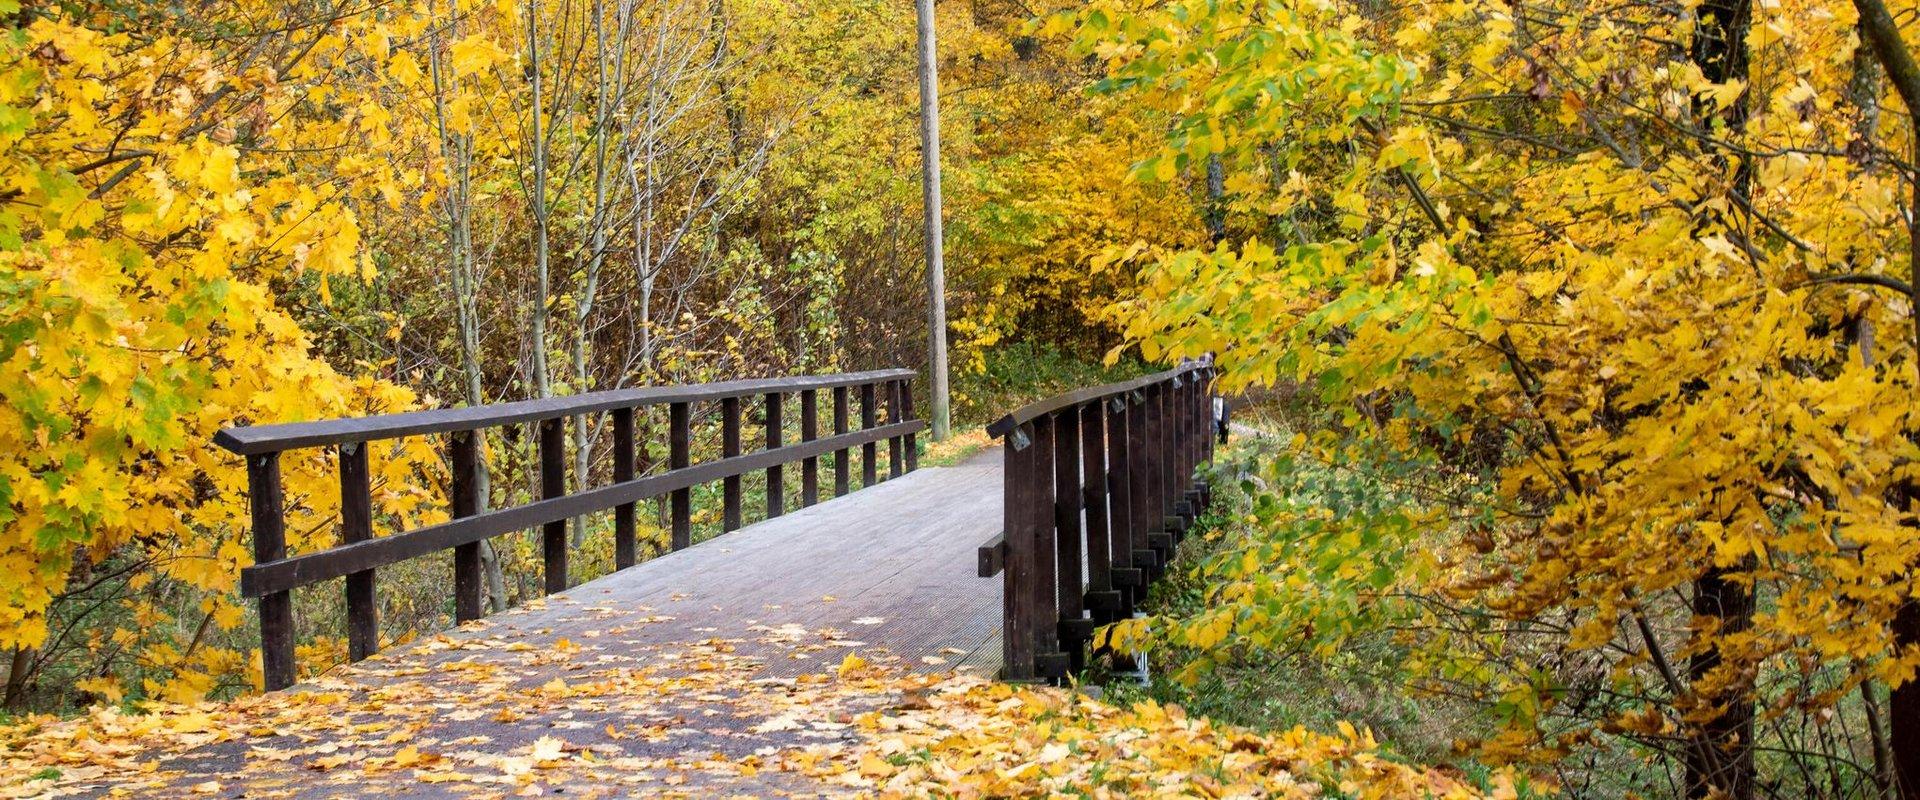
[1687, 563, 1757, 799]
[1848, 2, 1920, 796]
[1684, 2, 1758, 797]
[3, 646, 29, 709]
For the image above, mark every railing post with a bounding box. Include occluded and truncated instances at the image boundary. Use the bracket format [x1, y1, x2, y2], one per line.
[539, 418, 567, 595]
[887, 381, 904, 479]
[833, 386, 851, 497]
[1002, 429, 1039, 680]
[613, 408, 637, 569]
[800, 389, 820, 507]
[670, 401, 691, 550]
[340, 442, 377, 662]
[861, 382, 879, 487]
[451, 431, 484, 623]
[766, 391, 785, 518]
[249, 451, 295, 692]
[722, 396, 742, 532]
[901, 379, 919, 472]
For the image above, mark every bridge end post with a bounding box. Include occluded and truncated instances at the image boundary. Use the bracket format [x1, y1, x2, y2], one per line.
[248, 451, 296, 692]
[1001, 425, 1041, 681]
[901, 379, 919, 472]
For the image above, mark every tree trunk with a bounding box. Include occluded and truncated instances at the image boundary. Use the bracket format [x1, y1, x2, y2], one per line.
[915, 0, 951, 441]
[1848, 2, 1920, 796]
[1684, 1, 1757, 796]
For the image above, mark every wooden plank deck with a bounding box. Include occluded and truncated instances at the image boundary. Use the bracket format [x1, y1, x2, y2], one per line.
[82, 451, 1004, 799]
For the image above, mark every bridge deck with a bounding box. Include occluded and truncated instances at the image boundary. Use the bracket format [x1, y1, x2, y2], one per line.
[89, 452, 1004, 798]
[461, 448, 1004, 678]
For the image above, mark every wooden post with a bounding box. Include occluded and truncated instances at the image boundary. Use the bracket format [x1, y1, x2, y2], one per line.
[800, 389, 820, 507]
[1029, 415, 1063, 677]
[900, 379, 919, 472]
[249, 452, 295, 691]
[539, 418, 567, 595]
[1080, 404, 1113, 618]
[340, 443, 377, 662]
[722, 396, 742, 532]
[1002, 430, 1039, 680]
[1053, 408, 1086, 672]
[833, 386, 851, 497]
[613, 408, 637, 569]
[766, 392, 785, 518]
[861, 382, 879, 487]
[1104, 397, 1137, 614]
[1152, 377, 1167, 517]
[887, 380, 904, 479]
[669, 401, 690, 549]
[451, 431, 485, 623]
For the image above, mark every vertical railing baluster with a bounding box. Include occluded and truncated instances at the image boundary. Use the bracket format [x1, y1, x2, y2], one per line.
[1127, 389, 1156, 582]
[1030, 414, 1063, 679]
[1053, 408, 1086, 673]
[801, 389, 820, 507]
[887, 380, 904, 479]
[1079, 404, 1115, 624]
[861, 382, 879, 487]
[539, 418, 567, 595]
[1002, 427, 1039, 680]
[249, 452, 295, 691]
[722, 396, 742, 532]
[613, 408, 637, 569]
[833, 386, 851, 497]
[1147, 382, 1173, 564]
[669, 401, 691, 550]
[1171, 376, 1191, 531]
[1104, 397, 1136, 617]
[1159, 380, 1177, 533]
[766, 391, 785, 518]
[901, 378, 919, 472]
[340, 442, 376, 662]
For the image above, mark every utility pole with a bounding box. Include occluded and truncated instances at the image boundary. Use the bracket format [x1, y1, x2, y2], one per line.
[915, 0, 951, 441]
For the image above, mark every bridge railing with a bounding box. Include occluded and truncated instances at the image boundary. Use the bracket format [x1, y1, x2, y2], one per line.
[217, 369, 923, 690]
[977, 358, 1215, 681]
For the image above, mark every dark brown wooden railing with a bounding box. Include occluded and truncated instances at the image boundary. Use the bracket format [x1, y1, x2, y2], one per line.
[217, 369, 923, 691]
[977, 358, 1215, 681]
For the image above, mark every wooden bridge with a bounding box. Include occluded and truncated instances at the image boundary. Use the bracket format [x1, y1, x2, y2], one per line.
[140, 362, 1215, 794]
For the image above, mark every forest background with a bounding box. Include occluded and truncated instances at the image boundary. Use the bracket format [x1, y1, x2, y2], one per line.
[12, 0, 1920, 798]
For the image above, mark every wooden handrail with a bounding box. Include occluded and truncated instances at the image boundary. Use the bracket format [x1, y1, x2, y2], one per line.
[214, 369, 916, 455]
[226, 369, 922, 690]
[981, 358, 1216, 681]
[983, 361, 1206, 439]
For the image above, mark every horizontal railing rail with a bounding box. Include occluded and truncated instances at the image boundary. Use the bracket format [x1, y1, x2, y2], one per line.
[978, 358, 1215, 681]
[219, 369, 923, 691]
